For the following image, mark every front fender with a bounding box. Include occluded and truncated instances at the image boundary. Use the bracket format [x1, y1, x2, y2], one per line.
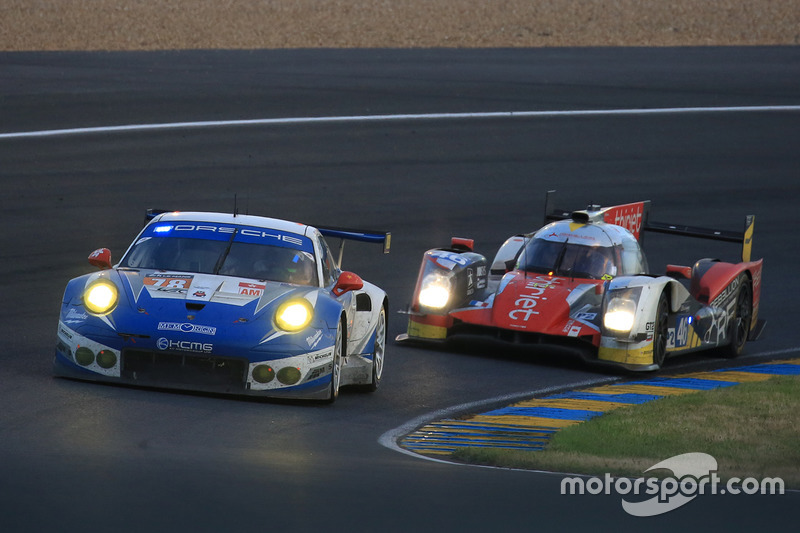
[605, 275, 689, 340]
[598, 276, 689, 369]
[410, 248, 488, 313]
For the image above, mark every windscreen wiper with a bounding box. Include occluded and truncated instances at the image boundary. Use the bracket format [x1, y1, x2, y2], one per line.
[213, 228, 239, 274]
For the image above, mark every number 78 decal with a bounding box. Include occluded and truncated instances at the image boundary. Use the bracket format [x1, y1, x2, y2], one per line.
[144, 275, 193, 289]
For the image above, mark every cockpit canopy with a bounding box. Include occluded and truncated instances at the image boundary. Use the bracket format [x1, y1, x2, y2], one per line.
[517, 220, 648, 279]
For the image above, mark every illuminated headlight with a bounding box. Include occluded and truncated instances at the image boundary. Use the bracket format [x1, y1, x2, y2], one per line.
[603, 286, 642, 334]
[84, 280, 119, 315]
[604, 298, 637, 332]
[418, 273, 452, 310]
[275, 299, 314, 332]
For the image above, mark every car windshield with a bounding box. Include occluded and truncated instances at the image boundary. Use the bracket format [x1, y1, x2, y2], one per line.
[518, 238, 617, 280]
[120, 224, 318, 286]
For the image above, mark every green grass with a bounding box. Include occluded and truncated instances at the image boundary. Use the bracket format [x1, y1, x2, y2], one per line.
[453, 374, 800, 488]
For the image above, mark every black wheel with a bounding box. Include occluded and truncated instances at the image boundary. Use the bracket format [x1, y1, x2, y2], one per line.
[723, 279, 752, 358]
[652, 292, 669, 369]
[327, 320, 344, 402]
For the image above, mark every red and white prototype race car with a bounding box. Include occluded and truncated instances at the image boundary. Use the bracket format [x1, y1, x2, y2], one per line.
[397, 191, 764, 371]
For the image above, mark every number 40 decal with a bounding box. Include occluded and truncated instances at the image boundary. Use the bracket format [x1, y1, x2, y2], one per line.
[669, 316, 690, 349]
[670, 316, 689, 348]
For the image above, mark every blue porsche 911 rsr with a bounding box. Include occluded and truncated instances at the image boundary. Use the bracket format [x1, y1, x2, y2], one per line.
[54, 210, 390, 402]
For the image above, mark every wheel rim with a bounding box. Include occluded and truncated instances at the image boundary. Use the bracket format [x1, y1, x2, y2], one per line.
[373, 310, 386, 382]
[331, 325, 342, 399]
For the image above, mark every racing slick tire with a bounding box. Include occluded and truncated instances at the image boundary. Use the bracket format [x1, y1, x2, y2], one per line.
[653, 292, 670, 369]
[327, 318, 345, 403]
[722, 277, 753, 358]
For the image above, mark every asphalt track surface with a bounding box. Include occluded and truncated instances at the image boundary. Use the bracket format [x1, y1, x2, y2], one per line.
[2, 47, 799, 531]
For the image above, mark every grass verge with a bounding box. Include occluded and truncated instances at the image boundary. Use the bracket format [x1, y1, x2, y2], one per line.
[453, 374, 800, 488]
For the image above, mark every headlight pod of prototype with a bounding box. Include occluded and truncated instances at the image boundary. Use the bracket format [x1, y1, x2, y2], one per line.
[603, 287, 642, 336]
[275, 298, 314, 332]
[83, 279, 119, 315]
[417, 271, 453, 310]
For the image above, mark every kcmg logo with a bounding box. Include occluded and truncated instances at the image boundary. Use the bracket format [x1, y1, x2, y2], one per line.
[156, 337, 213, 353]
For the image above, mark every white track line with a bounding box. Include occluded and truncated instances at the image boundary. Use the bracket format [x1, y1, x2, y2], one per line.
[2, 105, 800, 140]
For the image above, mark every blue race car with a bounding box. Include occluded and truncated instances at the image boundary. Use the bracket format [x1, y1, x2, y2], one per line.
[54, 210, 390, 402]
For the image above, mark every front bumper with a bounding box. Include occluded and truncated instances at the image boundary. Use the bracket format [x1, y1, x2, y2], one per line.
[54, 321, 336, 400]
[596, 335, 658, 371]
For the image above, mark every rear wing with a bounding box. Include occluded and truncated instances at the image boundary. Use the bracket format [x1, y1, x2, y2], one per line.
[543, 190, 755, 262]
[316, 226, 391, 267]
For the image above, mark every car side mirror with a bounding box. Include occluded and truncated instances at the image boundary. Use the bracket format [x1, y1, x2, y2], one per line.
[332, 271, 364, 297]
[666, 264, 692, 280]
[504, 259, 517, 272]
[88, 248, 112, 270]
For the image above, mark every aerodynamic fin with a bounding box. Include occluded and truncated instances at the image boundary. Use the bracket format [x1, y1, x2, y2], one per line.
[543, 191, 755, 262]
[144, 208, 174, 225]
[317, 227, 391, 253]
[644, 215, 755, 262]
[741, 215, 754, 263]
[543, 190, 649, 240]
[316, 226, 391, 267]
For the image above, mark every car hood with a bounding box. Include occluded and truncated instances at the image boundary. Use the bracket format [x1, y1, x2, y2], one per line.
[116, 269, 300, 314]
[451, 271, 604, 338]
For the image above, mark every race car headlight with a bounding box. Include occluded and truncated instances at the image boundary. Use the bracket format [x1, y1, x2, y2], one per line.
[83, 279, 119, 315]
[603, 287, 642, 334]
[604, 298, 636, 332]
[418, 272, 452, 310]
[275, 299, 314, 332]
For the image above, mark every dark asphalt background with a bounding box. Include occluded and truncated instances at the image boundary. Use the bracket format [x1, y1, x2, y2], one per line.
[1, 47, 799, 531]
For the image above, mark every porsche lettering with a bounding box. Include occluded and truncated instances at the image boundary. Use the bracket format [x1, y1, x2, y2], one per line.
[174, 224, 235, 234]
[171, 224, 304, 246]
[239, 228, 305, 246]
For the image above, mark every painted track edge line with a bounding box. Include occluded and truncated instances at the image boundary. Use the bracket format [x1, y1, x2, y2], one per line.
[3, 105, 800, 140]
[377, 375, 621, 465]
[379, 346, 800, 471]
